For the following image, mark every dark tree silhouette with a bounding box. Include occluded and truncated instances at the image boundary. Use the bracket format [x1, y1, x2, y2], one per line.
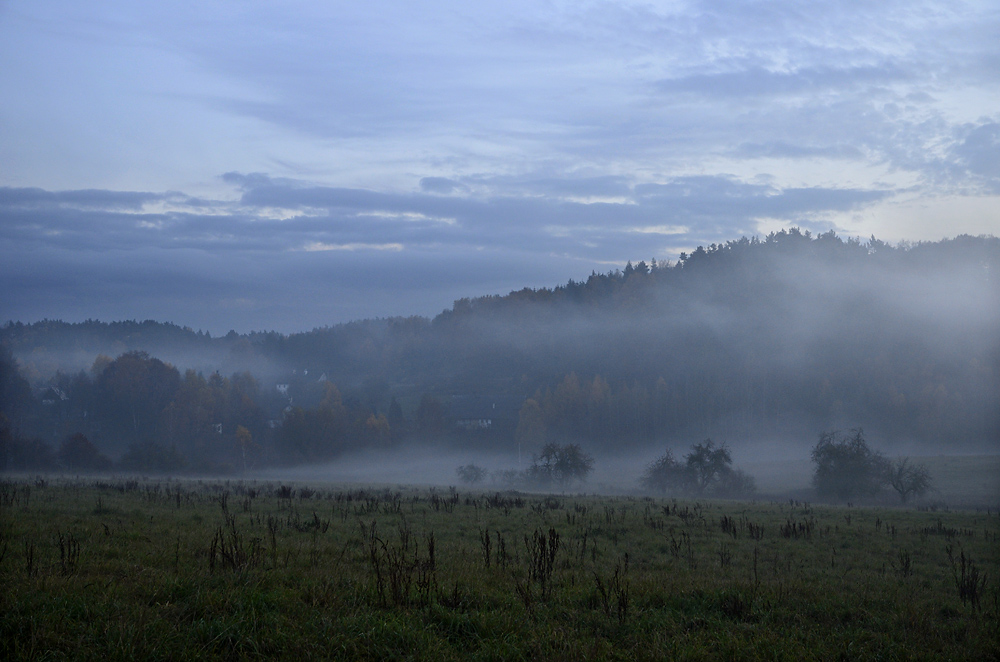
[456, 463, 487, 484]
[640, 449, 685, 494]
[887, 458, 933, 503]
[684, 440, 732, 494]
[58, 432, 112, 472]
[528, 443, 594, 488]
[811, 429, 889, 501]
[642, 441, 755, 498]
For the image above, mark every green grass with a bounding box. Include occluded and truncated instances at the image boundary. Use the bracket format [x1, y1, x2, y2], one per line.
[1, 477, 998, 660]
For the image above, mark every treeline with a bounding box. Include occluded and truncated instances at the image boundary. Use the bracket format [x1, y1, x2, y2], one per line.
[2, 230, 998, 469]
[0, 347, 454, 473]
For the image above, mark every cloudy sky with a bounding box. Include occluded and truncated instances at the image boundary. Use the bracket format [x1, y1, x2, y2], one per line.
[1, 1, 998, 333]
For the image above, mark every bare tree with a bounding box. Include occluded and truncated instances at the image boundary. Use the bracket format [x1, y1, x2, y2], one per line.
[887, 458, 932, 503]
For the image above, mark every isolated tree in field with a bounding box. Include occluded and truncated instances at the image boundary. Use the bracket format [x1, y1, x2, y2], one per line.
[642, 441, 754, 497]
[456, 463, 487, 484]
[640, 449, 685, 494]
[811, 429, 889, 501]
[529, 442, 594, 488]
[554, 443, 595, 486]
[684, 439, 732, 494]
[887, 458, 932, 503]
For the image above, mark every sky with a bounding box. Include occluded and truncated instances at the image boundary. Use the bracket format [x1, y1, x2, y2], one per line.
[1, 0, 998, 334]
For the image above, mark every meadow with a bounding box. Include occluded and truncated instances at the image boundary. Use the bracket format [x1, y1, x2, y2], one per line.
[1, 476, 997, 661]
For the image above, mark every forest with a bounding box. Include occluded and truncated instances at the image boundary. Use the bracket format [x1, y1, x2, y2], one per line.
[1, 229, 998, 478]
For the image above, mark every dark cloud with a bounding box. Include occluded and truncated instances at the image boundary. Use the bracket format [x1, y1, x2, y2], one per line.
[0, 176, 894, 259]
[0, 240, 586, 335]
[0, 176, 897, 324]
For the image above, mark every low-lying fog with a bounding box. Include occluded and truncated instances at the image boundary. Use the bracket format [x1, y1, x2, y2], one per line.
[250, 438, 1000, 505]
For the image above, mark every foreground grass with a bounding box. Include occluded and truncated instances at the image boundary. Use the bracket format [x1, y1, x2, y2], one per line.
[1, 477, 998, 660]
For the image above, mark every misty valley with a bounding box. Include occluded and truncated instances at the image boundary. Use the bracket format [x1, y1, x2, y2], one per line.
[2, 230, 999, 659]
[3, 231, 997, 493]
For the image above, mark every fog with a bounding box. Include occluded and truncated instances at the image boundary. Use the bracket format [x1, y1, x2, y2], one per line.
[3, 234, 997, 494]
[231, 438, 999, 507]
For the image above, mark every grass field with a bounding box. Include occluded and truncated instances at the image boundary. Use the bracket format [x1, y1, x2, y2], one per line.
[1, 476, 998, 660]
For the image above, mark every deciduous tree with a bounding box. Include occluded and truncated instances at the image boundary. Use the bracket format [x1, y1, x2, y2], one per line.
[887, 457, 932, 503]
[640, 449, 685, 494]
[684, 439, 732, 494]
[456, 463, 487, 484]
[811, 429, 889, 501]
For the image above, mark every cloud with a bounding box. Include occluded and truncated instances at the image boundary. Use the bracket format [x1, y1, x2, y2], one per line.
[0, 175, 894, 270]
[1, 2, 998, 332]
[732, 142, 865, 160]
[0, 187, 163, 210]
[419, 177, 466, 195]
[299, 242, 405, 252]
[655, 64, 911, 100]
[951, 122, 1000, 183]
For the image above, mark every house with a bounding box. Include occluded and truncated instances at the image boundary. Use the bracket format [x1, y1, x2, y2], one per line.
[448, 394, 525, 433]
[40, 386, 69, 407]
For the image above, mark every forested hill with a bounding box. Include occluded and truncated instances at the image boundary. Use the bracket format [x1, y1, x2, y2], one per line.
[2, 230, 999, 468]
